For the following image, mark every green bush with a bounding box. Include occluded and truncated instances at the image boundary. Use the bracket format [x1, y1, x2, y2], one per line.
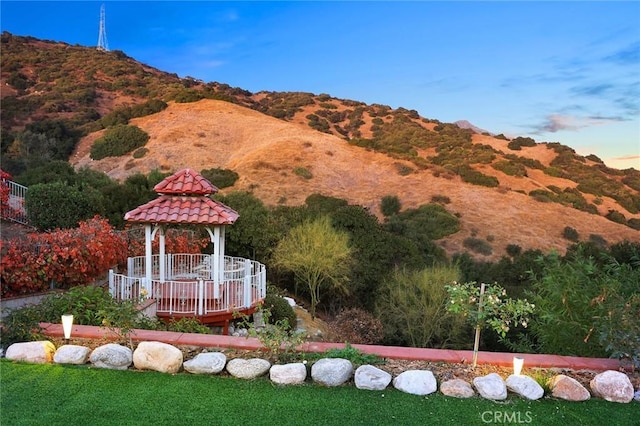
[306, 114, 331, 133]
[386, 203, 460, 240]
[132, 147, 148, 158]
[455, 166, 499, 187]
[165, 317, 212, 334]
[375, 266, 467, 348]
[380, 195, 401, 217]
[294, 167, 313, 179]
[200, 167, 239, 189]
[319, 343, 384, 365]
[627, 218, 640, 230]
[0, 286, 150, 349]
[507, 136, 536, 150]
[463, 237, 493, 256]
[506, 244, 522, 257]
[599, 293, 640, 369]
[492, 159, 527, 177]
[562, 226, 580, 242]
[101, 99, 167, 127]
[263, 292, 297, 331]
[605, 210, 626, 224]
[25, 181, 104, 231]
[90, 125, 149, 160]
[516, 249, 640, 359]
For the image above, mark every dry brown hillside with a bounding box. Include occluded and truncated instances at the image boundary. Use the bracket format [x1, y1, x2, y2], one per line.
[70, 100, 639, 261]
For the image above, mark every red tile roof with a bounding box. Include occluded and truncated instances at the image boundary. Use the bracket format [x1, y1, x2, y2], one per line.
[154, 168, 219, 195]
[124, 169, 238, 225]
[124, 195, 238, 225]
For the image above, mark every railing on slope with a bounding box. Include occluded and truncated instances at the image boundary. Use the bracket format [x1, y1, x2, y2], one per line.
[0, 178, 28, 225]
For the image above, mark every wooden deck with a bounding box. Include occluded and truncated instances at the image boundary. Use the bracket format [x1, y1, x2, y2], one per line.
[153, 279, 261, 334]
[109, 254, 267, 335]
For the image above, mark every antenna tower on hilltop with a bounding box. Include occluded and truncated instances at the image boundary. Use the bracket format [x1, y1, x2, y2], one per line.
[97, 4, 109, 51]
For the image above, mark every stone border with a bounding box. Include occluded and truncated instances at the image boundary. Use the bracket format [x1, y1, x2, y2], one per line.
[6, 339, 639, 404]
[39, 322, 623, 371]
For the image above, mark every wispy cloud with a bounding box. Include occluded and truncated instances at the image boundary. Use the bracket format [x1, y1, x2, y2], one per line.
[532, 114, 622, 134]
[603, 41, 640, 65]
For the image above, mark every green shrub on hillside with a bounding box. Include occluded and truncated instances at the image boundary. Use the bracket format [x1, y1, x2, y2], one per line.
[605, 210, 626, 224]
[463, 237, 493, 256]
[306, 114, 331, 133]
[90, 125, 149, 160]
[386, 203, 461, 241]
[294, 167, 313, 179]
[454, 165, 499, 187]
[380, 195, 401, 217]
[200, 167, 239, 189]
[562, 226, 580, 242]
[628, 218, 640, 230]
[507, 136, 536, 150]
[492, 159, 527, 177]
[132, 147, 148, 158]
[100, 99, 167, 127]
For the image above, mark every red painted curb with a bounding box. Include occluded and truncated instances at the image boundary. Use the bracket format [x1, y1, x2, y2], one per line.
[39, 322, 621, 372]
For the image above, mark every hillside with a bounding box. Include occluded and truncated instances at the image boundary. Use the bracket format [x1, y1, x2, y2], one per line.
[70, 99, 639, 261]
[2, 33, 639, 261]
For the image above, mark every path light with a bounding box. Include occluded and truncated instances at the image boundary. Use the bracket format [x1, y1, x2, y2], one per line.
[61, 314, 74, 344]
[513, 356, 524, 376]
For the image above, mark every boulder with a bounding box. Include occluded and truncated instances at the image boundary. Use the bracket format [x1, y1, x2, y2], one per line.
[133, 341, 183, 374]
[5, 341, 56, 364]
[549, 374, 590, 401]
[53, 344, 91, 365]
[634, 388, 640, 403]
[226, 358, 271, 379]
[354, 365, 392, 391]
[393, 370, 437, 396]
[270, 363, 307, 385]
[473, 373, 507, 400]
[590, 370, 634, 403]
[506, 374, 544, 400]
[183, 352, 227, 374]
[440, 379, 475, 398]
[311, 358, 354, 387]
[89, 343, 133, 370]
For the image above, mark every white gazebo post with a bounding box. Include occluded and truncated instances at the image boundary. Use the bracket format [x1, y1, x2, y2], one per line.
[144, 224, 153, 285]
[212, 226, 222, 298]
[158, 225, 166, 282]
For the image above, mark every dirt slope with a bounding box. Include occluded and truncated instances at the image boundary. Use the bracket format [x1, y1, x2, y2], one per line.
[71, 100, 639, 261]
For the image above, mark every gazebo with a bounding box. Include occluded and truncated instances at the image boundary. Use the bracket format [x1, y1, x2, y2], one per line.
[108, 168, 266, 333]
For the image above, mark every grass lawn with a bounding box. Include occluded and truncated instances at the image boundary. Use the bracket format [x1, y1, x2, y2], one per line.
[1, 360, 637, 425]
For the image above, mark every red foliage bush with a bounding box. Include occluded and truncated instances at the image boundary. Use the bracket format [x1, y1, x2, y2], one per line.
[0, 170, 21, 221]
[125, 226, 209, 257]
[1, 216, 127, 297]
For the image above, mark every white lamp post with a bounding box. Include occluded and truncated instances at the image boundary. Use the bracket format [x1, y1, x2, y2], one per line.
[61, 314, 74, 344]
[513, 356, 524, 376]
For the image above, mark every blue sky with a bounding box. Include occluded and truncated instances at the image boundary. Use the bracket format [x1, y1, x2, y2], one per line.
[2, 1, 639, 170]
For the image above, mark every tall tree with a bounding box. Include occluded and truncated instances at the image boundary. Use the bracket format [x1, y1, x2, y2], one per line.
[271, 215, 352, 319]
